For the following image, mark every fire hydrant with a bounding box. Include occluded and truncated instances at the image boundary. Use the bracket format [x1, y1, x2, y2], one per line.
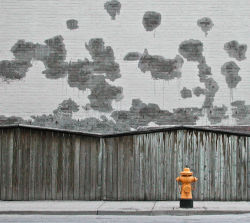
[176, 167, 198, 208]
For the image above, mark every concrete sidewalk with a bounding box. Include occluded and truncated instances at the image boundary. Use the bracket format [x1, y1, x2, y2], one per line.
[0, 201, 249, 216]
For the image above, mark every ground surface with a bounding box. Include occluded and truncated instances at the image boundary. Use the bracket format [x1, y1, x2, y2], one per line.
[0, 214, 250, 223]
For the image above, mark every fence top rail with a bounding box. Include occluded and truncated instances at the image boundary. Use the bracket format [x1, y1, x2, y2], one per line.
[0, 124, 250, 138]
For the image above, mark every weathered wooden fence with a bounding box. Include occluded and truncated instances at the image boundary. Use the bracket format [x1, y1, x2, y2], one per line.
[0, 126, 249, 200]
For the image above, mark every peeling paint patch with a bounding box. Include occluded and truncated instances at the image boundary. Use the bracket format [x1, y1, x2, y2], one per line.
[203, 78, 219, 108]
[111, 99, 203, 129]
[193, 86, 206, 97]
[179, 39, 219, 109]
[207, 105, 228, 124]
[9, 36, 68, 79]
[142, 11, 161, 32]
[104, 0, 121, 20]
[85, 38, 120, 81]
[204, 77, 219, 94]
[221, 61, 241, 88]
[180, 87, 192, 98]
[67, 59, 123, 112]
[88, 80, 123, 112]
[197, 17, 214, 36]
[124, 52, 142, 61]
[68, 59, 101, 91]
[0, 60, 32, 81]
[66, 19, 79, 30]
[42, 35, 68, 79]
[138, 49, 184, 80]
[231, 100, 250, 124]
[27, 99, 130, 133]
[197, 57, 212, 82]
[179, 39, 203, 62]
[53, 98, 79, 117]
[224, 40, 247, 61]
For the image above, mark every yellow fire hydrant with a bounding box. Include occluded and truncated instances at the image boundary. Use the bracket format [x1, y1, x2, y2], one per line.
[176, 167, 198, 208]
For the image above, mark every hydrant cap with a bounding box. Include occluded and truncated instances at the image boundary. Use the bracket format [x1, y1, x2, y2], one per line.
[180, 167, 193, 176]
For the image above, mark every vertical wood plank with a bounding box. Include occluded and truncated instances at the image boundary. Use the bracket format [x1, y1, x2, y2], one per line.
[6, 129, 14, 200]
[247, 137, 250, 200]
[68, 134, 74, 200]
[209, 133, 215, 200]
[101, 138, 106, 200]
[45, 131, 52, 200]
[96, 138, 103, 200]
[1, 129, 7, 200]
[51, 131, 58, 200]
[133, 135, 140, 200]
[90, 138, 97, 200]
[84, 137, 91, 200]
[29, 130, 36, 200]
[105, 138, 113, 200]
[112, 138, 118, 200]
[73, 135, 80, 200]
[12, 128, 20, 200]
[236, 137, 241, 200]
[56, 132, 63, 200]
[215, 134, 221, 200]
[0, 129, 2, 199]
[40, 131, 46, 200]
[198, 132, 204, 200]
[17, 128, 25, 201]
[79, 136, 86, 200]
[62, 133, 69, 200]
[23, 129, 30, 200]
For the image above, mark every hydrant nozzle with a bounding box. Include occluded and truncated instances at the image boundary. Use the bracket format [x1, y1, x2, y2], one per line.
[176, 167, 198, 208]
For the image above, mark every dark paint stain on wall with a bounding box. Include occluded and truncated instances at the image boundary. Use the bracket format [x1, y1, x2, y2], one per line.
[179, 39, 219, 109]
[231, 100, 250, 124]
[66, 19, 79, 30]
[104, 0, 121, 20]
[142, 11, 161, 32]
[68, 59, 100, 91]
[111, 99, 203, 129]
[85, 38, 120, 81]
[197, 17, 214, 36]
[221, 61, 241, 88]
[67, 38, 122, 112]
[7, 36, 68, 80]
[42, 35, 68, 79]
[224, 40, 247, 61]
[193, 86, 206, 97]
[53, 98, 79, 116]
[20, 99, 130, 133]
[207, 105, 228, 124]
[203, 78, 219, 108]
[179, 39, 203, 62]
[197, 57, 212, 82]
[124, 52, 142, 61]
[180, 87, 192, 99]
[88, 81, 123, 112]
[0, 40, 35, 80]
[138, 49, 184, 80]
[68, 61, 123, 112]
[0, 60, 32, 80]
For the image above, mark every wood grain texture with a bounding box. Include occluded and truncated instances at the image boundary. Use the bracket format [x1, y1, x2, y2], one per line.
[0, 127, 249, 201]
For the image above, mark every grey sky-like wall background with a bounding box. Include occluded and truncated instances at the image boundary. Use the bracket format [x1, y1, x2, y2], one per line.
[0, 0, 250, 133]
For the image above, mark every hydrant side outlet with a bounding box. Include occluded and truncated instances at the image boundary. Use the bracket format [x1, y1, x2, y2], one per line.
[176, 167, 198, 208]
